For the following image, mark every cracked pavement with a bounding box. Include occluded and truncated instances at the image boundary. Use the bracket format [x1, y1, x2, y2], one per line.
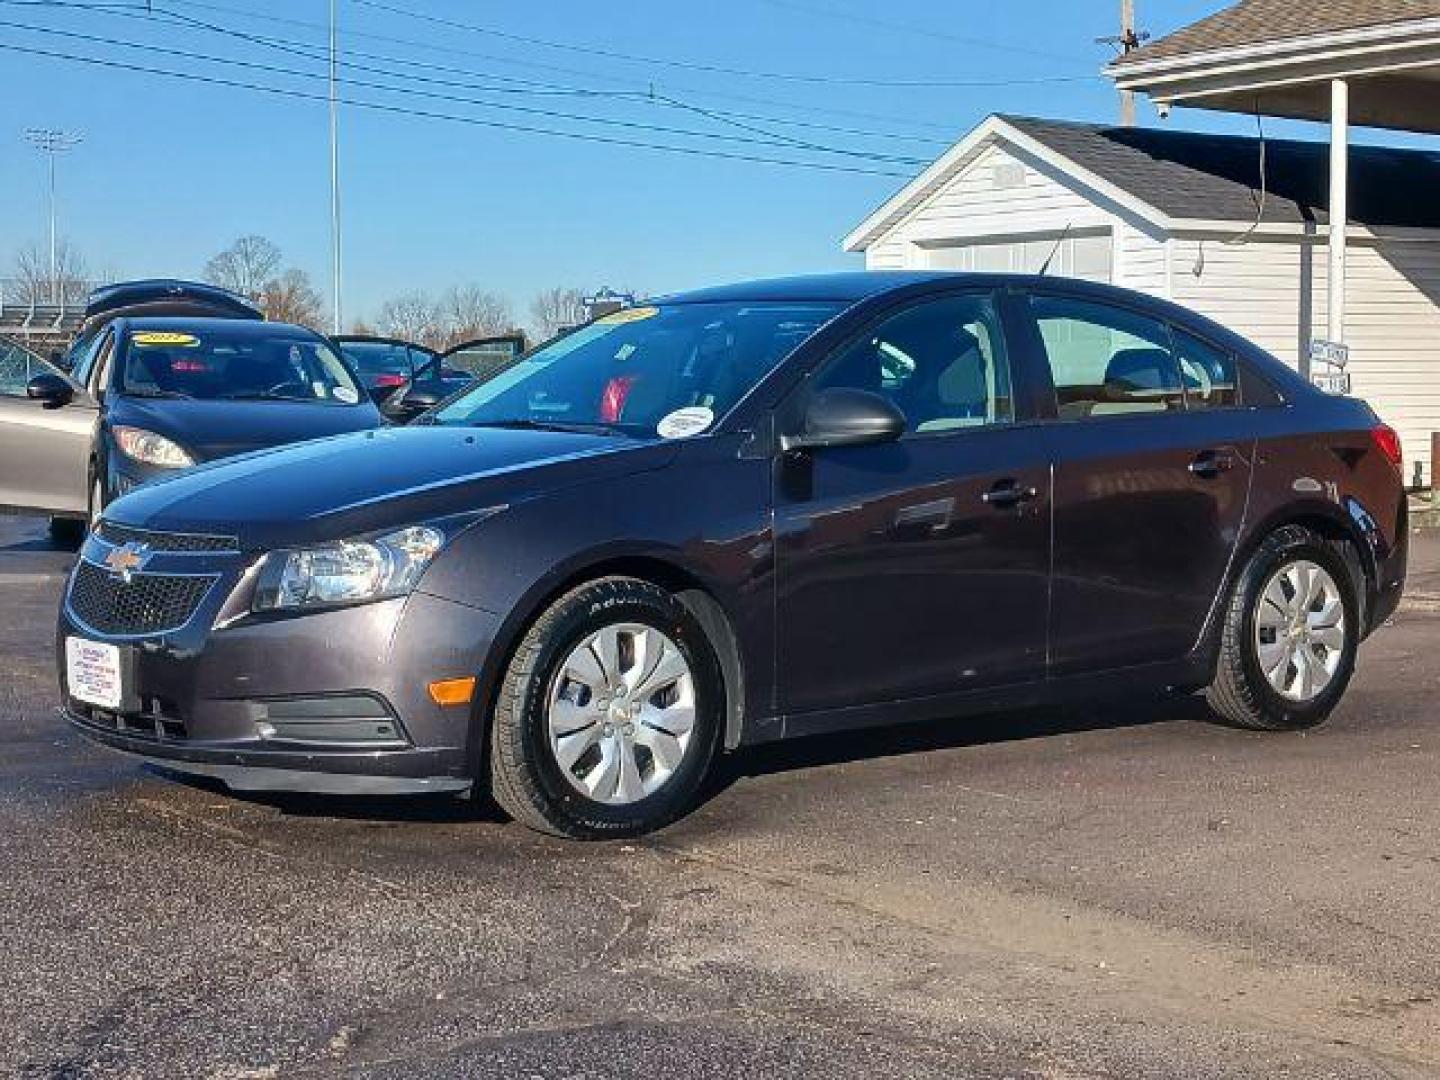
[3, 515, 1439, 1078]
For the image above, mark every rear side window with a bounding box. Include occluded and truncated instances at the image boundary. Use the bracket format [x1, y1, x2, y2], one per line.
[1028, 296, 1183, 418]
[1173, 330, 1238, 410]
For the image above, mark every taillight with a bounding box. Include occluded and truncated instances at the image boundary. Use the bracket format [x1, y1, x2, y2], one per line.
[373, 373, 407, 388]
[1371, 424, 1402, 468]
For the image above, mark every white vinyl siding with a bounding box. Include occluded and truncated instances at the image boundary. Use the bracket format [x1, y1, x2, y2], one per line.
[1118, 223, 1169, 298]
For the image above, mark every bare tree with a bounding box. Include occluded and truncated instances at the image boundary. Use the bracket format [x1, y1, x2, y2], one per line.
[529, 286, 587, 341]
[260, 267, 326, 327]
[10, 240, 90, 304]
[377, 291, 444, 346]
[439, 285, 513, 346]
[203, 235, 282, 301]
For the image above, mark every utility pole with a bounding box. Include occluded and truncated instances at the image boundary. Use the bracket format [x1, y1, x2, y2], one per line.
[1097, 1, 1148, 127]
[23, 128, 84, 303]
[328, 0, 343, 334]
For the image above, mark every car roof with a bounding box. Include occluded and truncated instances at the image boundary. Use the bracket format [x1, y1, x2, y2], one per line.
[651, 271, 1190, 306]
[653, 272, 958, 305]
[119, 316, 323, 338]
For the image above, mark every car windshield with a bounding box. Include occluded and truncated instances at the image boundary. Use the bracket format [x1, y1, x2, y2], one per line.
[120, 328, 364, 404]
[431, 301, 843, 436]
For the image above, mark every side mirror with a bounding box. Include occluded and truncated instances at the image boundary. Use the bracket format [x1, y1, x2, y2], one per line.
[26, 372, 75, 409]
[781, 388, 906, 452]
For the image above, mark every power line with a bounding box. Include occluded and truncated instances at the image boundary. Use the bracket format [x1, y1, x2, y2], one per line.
[0, 39, 915, 176]
[150, 0, 976, 134]
[131, 3, 930, 160]
[0, 16, 930, 164]
[0, 0, 967, 147]
[349, 0, 1096, 89]
[140, 3, 957, 149]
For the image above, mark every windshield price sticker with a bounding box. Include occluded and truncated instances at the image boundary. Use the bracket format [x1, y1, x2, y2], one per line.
[597, 306, 659, 326]
[133, 331, 200, 347]
[657, 406, 714, 439]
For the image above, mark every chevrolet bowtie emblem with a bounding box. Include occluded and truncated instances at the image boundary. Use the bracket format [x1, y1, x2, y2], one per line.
[103, 541, 151, 583]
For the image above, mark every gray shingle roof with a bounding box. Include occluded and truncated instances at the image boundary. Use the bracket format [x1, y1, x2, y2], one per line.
[1114, 0, 1440, 66]
[1005, 116, 1440, 229]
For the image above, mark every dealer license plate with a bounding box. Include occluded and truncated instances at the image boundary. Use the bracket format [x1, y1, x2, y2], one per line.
[66, 637, 124, 711]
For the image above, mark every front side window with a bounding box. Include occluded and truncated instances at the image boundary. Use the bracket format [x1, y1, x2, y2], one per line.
[120, 329, 363, 404]
[811, 293, 1013, 434]
[1029, 296, 1182, 419]
[433, 302, 844, 436]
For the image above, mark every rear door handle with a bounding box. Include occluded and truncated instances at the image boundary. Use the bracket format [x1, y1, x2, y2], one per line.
[1189, 449, 1236, 479]
[982, 479, 1039, 508]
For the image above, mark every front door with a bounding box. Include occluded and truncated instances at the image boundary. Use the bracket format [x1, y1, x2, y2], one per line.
[1016, 292, 1254, 674]
[775, 290, 1051, 716]
[0, 340, 95, 515]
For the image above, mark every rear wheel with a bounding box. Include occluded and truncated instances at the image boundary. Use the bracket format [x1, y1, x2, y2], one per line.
[488, 577, 723, 839]
[1205, 526, 1361, 731]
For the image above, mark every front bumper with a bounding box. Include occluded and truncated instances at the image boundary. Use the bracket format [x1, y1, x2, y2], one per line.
[58, 529, 501, 795]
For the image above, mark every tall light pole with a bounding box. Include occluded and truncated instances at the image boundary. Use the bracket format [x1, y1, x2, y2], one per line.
[328, 0, 343, 333]
[23, 128, 84, 303]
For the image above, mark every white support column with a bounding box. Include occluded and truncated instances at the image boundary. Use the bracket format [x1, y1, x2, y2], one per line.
[1327, 77, 1349, 344]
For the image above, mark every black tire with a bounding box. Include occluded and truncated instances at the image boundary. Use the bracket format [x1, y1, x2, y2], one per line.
[1205, 525, 1362, 731]
[48, 517, 86, 547]
[488, 576, 724, 839]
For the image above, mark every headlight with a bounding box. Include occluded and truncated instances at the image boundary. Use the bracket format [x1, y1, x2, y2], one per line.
[254, 525, 445, 611]
[114, 426, 195, 468]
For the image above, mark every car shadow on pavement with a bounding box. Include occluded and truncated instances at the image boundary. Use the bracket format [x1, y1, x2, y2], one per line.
[143, 764, 505, 824]
[148, 693, 1213, 829]
[708, 691, 1217, 793]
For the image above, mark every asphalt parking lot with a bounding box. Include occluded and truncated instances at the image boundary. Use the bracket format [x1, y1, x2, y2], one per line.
[3, 515, 1439, 1079]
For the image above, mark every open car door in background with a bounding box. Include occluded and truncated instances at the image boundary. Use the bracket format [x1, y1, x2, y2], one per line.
[383, 334, 528, 424]
[0, 338, 94, 516]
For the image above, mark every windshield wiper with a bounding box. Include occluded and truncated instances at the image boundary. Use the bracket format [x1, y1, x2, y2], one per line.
[469, 418, 622, 436]
[220, 391, 314, 402]
[125, 388, 193, 400]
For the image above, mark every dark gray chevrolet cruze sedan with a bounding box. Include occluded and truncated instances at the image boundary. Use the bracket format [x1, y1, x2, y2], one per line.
[58, 273, 1407, 838]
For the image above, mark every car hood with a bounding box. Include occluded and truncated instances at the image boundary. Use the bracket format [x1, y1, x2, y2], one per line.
[110, 396, 383, 461]
[105, 425, 678, 549]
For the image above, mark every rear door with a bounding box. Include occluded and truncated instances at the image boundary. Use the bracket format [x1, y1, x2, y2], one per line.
[1016, 291, 1255, 674]
[0, 339, 96, 514]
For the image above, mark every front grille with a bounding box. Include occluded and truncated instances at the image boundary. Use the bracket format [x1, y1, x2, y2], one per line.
[98, 521, 238, 553]
[68, 560, 216, 635]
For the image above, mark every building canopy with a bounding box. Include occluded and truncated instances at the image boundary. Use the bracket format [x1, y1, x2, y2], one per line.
[1109, 0, 1440, 133]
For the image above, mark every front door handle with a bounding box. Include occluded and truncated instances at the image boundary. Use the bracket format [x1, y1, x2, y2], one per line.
[1189, 449, 1236, 479]
[982, 479, 1039, 509]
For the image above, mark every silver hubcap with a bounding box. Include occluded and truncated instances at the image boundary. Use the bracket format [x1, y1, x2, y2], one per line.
[1253, 559, 1346, 703]
[547, 623, 697, 805]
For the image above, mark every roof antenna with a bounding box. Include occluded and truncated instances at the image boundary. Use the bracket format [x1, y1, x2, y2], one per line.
[1039, 223, 1073, 276]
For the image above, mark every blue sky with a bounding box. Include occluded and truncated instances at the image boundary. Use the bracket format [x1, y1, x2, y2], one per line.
[0, 0, 1404, 327]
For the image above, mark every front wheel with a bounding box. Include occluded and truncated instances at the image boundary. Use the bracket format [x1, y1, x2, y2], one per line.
[1205, 526, 1361, 731]
[488, 577, 723, 839]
